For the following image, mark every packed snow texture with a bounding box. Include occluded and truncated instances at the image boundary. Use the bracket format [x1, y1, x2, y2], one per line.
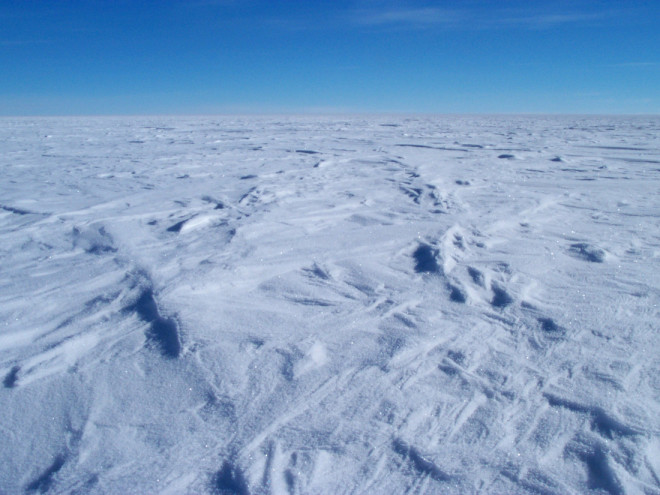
[1, 115, 659, 494]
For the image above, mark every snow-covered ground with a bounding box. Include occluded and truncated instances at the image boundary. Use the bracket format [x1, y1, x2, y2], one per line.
[1, 115, 659, 494]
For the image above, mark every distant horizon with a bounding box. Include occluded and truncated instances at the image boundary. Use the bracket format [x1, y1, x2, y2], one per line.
[2, 1, 658, 115]
[2, 111, 659, 118]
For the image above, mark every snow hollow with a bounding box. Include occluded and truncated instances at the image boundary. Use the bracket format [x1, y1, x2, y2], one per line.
[1, 115, 659, 494]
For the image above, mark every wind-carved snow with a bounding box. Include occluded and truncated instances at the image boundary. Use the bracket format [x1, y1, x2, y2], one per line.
[0, 115, 659, 494]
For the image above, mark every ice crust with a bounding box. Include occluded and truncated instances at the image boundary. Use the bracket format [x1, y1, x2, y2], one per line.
[1, 115, 659, 494]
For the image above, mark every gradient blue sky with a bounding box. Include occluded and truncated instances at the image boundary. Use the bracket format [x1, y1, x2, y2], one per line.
[1, 0, 658, 115]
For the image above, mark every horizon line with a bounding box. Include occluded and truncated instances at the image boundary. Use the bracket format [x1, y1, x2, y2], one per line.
[2, 111, 659, 118]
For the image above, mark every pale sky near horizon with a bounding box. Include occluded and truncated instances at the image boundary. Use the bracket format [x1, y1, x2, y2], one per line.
[1, 0, 659, 115]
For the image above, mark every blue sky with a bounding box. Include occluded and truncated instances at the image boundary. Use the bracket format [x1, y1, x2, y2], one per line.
[1, 0, 658, 115]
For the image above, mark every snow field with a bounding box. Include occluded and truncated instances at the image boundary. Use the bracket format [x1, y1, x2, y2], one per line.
[1, 115, 659, 494]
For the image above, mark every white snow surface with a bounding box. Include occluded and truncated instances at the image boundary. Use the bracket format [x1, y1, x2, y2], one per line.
[1, 115, 659, 494]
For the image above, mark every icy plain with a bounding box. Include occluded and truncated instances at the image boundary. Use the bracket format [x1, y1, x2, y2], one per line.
[1, 115, 659, 494]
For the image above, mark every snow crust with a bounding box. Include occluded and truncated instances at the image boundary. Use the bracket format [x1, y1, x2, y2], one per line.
[1, 115, 659, 494]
